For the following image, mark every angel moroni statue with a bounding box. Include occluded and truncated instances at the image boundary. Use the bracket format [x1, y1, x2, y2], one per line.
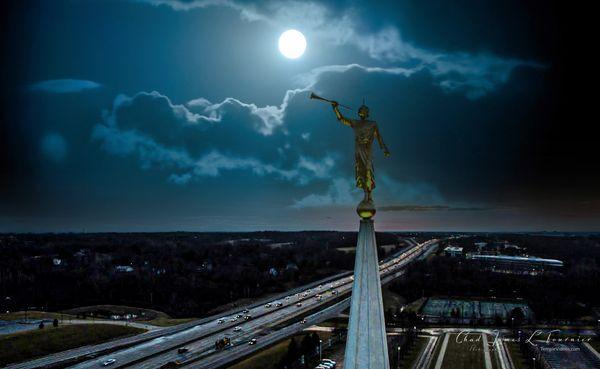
[330, 100, 390, 218]
[310, 92, 392, 369]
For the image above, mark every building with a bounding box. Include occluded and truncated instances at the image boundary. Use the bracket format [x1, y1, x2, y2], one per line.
[444, 246, 463, 257]
[467, 254, 563, 274]
[115, 265, 134, 273]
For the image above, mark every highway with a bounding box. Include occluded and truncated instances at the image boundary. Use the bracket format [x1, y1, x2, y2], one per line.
[8, 238, 438, 369]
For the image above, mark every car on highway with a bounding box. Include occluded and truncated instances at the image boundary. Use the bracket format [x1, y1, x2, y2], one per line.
[242, 309, 250, 313]
[244, 315, 252, 320]
[300, 318, 307, 324]
[233, 326, 242, 332]
[230, 317, 237, 322]
[265, 303, 272, 308]
[217, 318, 225, 324]
[248, 338, 257, 345]
[235, 314, 243, 319]
[102, 359, 116, 366]
[177, 348, 189, 354]
[322, 359, 337, 367]
[296, 302, 302, 307]
[285, 296, 291, 300]
[331, 290, 338, 295]
[275, 301, 283, 307]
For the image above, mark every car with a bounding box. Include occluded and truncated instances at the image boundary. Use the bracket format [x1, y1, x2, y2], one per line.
[275, 302, 283, 307]
[321, 360, 336, 368]
[302, 292, 308, 297]
[331, 290, 338, 295]
[236, 314, 243, 319]
[102, 359, 116, 366]
[319, 364, 334, 369]
[230, 317, 237, 322]
[244, 315, 252, 321]
[265, 303, 272, 308]
[177, 348, 189, 354]
[233, 326, 242, 332]
[296, 302, 302, 307]
[217, 318, 225, 324]
[248, 338, 257, 345]
[300, 318, 307, 324]
[285, 296, 290, 300]
[242, 309, 250, 314]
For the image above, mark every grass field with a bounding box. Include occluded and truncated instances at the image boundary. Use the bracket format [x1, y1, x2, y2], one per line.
[147, 317, 197, 327]
[0, 311, 75, 321]
[382, 285, 406, 312]
[505, 342, 529, 369]
[226, 334, 308, 369]
[440, 333, 486, 369]
[399, 337, 428, 369]
[0, 324, 145, 366]
[589, 340, 600, 353]
[62, 305, 169, 319]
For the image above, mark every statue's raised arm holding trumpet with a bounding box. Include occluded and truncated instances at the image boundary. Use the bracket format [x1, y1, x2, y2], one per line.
[310, 92, 390, 218]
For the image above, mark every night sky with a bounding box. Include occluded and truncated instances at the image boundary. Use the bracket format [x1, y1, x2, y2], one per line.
[1, 0, 597, 232]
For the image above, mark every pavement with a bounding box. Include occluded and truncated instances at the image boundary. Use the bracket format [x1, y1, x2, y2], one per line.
[433, 333, 449, 369]
[6, 238, 438, 369]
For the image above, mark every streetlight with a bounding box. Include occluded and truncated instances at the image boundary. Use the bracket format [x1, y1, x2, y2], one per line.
[397, 346, 401, 369]
[319, 339, 322, 362]
[532, 357, 536, 369]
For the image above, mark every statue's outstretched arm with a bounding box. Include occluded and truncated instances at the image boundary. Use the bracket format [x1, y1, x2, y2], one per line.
[375, 125, 390, 157]
[331, 102, 352, 127]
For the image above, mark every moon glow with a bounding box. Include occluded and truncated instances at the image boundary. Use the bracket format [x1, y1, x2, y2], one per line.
[278, 30, 306, 59]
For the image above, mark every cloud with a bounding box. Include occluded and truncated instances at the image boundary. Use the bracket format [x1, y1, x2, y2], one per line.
[292, 178, 359, 208]
[136, 0, 543, 99]
[291, 175, 450, 210]
[40, 133, 67, 162]
[92, 91, 336, 184]
[187, 88, 305, 135]
[27, 79, 101, 93]
[379, 204, 494, 212]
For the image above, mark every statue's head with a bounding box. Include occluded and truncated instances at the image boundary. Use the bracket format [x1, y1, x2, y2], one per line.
[358, 105, 369, 119]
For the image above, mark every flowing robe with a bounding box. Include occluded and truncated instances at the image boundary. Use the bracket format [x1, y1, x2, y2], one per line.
[345, 119, 377, 192]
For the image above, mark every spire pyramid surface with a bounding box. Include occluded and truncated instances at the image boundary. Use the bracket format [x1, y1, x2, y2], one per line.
[343, 218, 390, 369]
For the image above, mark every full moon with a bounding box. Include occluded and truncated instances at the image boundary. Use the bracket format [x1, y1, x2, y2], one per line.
[278, 30, 306, 59]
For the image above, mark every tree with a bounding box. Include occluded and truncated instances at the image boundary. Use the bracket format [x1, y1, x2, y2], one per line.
[53, 318, 59, 327]
[39, 321, 44, 329]
[510, 307, 525, 326]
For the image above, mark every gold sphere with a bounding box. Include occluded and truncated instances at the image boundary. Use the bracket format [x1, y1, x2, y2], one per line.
[357, 200, 376, 219]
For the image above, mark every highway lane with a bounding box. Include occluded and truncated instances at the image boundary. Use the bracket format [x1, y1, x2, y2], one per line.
[176, 245, 436, 369]
[5, 261, 361, 369]
[121, 239, 439, 369]
[8, 238, 436, 369]
[72, 274, 358, 369]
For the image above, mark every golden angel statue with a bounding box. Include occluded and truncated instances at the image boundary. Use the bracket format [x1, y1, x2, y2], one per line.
[331, 99, 390, 218]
